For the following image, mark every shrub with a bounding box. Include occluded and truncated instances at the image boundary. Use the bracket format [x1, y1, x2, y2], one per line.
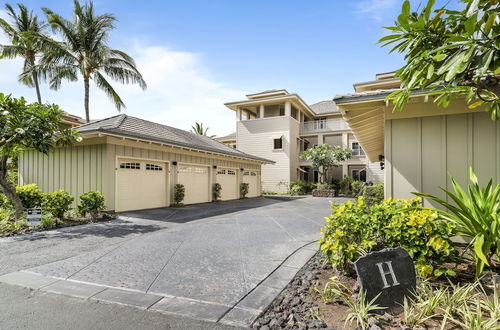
[320, 197, 457, 277]
[240, 183, 249, 198]
[174, 184, 185, 205]
[16, 184, 43, 209]
[43, 190, 74, 220]
[213, 183, 222, 201]
[0, 193, 10, 209]
[415, 168, 500, 278]
[351, 180, 364, 196]
[340, 177, 353, 194]
[77, 190, 105, 220]
[363, 183, 384, 205]
[289, 181, 316, 195]
[40, 214, 56, 228]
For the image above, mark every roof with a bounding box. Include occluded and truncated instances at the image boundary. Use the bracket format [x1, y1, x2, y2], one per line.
[216, 132, 236, 141]
[309, 100, 340, 114]
[75, 114, 272, 163]
[333, 89, 398, 104]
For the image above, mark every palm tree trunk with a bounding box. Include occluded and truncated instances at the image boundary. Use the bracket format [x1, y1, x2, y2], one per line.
[84, 77, 90, 123]
[31, 59, 42, 104]
[0, 156, 23, 221]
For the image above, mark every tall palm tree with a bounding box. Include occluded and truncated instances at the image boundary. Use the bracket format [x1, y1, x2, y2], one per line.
[0, 3, 47, 103]
[36, 0, 146, 122]
[191, 122, 216, 138]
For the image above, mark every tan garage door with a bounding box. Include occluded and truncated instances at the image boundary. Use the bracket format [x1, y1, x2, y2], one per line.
[243, 171, 259, 197]
[216, 168, 238, 201]
[177, 165, 210, 204]
[116, 159, 168, 212]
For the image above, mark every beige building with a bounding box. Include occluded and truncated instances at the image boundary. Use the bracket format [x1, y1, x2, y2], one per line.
[221, 90, 383, 193]
[335, 72, 500, 207]
[19, 114, 271, 212]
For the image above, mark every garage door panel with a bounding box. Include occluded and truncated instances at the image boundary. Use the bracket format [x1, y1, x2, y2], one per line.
[216, 168, 238, 201]
[243, 171, 259, 198]
[178, 165, 210, 205]
[116, 159, 168, 212]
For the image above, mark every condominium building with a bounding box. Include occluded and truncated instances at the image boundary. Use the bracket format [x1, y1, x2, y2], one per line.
[219, 89, 383, 193]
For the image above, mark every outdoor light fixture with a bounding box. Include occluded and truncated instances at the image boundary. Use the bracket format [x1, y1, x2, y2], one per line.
[172, 161, 178, 166]
[240, 168, 244, 171]
[378, 154, 385, 161]
[213, 165, 217, 169]
[380, 162, 385, 170]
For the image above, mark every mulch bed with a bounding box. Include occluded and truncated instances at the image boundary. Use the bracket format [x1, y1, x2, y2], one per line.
[0, 212, 116, 238]
[253, 251, 499, 330]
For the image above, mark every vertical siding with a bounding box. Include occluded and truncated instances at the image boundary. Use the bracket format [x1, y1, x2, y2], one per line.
[18, 144, 108, 208]
[386, 112, 500, 206]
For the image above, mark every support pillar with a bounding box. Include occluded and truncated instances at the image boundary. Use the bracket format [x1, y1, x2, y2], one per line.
[284, 101, 291, 116]
[259, 104, 264, 118]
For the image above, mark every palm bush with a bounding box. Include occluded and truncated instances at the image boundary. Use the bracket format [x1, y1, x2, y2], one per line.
[415, 168, 500, 278]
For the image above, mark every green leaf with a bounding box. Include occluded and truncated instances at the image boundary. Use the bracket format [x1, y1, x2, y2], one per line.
[466, 0, 480, 17]
[427, 63, 434, 79]
[402, 0, 411, 16]
[473, 234, 489, 265]
[464, 15, 476, 35]
[469, 100, 484, 109]
[484, 12, 497, 35]
[432, 54, 447, 62]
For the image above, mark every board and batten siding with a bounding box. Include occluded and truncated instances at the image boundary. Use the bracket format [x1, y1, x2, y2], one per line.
[19, 137, 262, 211]
[18, 144, 108, 207]
[237, 116, 297, 192]
[385, 111, 500, 208]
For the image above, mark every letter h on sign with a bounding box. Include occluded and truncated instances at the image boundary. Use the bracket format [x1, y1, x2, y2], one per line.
[376, 261, 400, 289]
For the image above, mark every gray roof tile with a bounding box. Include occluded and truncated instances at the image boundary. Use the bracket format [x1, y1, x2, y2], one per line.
[75, 115, 271, 163]
[309, 100, 340, 114]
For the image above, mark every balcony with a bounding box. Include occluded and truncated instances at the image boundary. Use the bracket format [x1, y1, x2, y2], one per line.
[300, 119, 348, 134]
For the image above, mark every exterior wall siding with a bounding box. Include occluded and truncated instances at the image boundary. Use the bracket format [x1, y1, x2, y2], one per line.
[237, 116, 294, 192]
[18, 137, 262, 211]
[385, 111, 500, 208]
[19, 144, 108, 208]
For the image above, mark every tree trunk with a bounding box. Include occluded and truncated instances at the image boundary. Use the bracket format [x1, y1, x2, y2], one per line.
[31, 59, 42, 104]
[0, 156, 24, 220]
[84, 77, 90, 123]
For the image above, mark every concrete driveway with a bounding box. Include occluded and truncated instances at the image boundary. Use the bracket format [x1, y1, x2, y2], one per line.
[0, 196, 344, 328]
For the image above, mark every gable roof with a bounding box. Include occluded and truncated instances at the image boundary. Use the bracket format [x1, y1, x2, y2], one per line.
[75, 114, 272, 163]
[216, 132, 236, 141]
[309, 100, 340, 114]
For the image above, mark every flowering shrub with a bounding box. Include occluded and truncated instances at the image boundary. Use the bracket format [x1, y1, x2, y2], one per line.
[320, 197, 457, 277]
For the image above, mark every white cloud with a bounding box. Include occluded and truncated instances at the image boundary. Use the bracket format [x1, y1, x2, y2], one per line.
[355, 0, 400, 21]
[0, 43, 244, 136]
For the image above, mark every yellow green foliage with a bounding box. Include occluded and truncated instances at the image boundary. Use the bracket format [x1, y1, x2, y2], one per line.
[320, 197, 457, 277]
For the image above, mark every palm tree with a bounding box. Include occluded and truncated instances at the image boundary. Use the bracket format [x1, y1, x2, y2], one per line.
[0, 3, 47, 103]
[35, 0, 146, 122]
[191, 122, 216, 138]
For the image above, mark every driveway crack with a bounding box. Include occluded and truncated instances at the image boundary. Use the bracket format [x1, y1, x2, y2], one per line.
[234, 214, 249, 293]
[145, 238, 186, 293]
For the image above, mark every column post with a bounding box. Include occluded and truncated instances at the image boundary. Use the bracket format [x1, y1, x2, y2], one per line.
[259, 104, 265, 118]
[284, 101, 291, 116]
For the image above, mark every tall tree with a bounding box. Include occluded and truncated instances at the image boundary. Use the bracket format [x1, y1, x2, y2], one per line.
[380, 0, 499, 119]
[0, 3, 47, 103]
[0, 93, 80, 220]
[300, 144, 352, 183]
[191, 122, 216, 138]
[35, 0, 146, 123]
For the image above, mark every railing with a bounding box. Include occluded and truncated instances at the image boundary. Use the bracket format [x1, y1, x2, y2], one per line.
[300, 119, 348, 134]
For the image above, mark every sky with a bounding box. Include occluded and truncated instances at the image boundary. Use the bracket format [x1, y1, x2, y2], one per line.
[0, 0, 458, 136]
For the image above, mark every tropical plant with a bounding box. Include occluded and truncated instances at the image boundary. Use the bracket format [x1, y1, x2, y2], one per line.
[414, 168, 500, 278]
[380, 0, 500, 119]
[15, 183, 43, 209]
[344, 289, 385, 330]
[43, 189, 74, 219]
[36, 0, 146, 122]
[213, 183, 222, 201]
[300, 144, 352, 183]
[0, 3, 48, 103]
[174, 184, 185, 206]
[240, 183, 249, 199]
[0, 93, 79, 219]
[77, 190, 105, 220]
[289, 180, 316, 195]
[320, 197, 457, 276]
[340, 176, 353, 195]
[351, 180, 364, 196]
[191, 122, 216, 138]
[363, 183, 384, 206]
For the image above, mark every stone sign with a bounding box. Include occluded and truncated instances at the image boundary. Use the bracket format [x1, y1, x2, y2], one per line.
[354, 247, 416, 312]
[26, 208, 42, 226]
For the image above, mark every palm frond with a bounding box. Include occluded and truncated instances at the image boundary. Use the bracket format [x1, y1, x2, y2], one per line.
[93, 71, 125, 110]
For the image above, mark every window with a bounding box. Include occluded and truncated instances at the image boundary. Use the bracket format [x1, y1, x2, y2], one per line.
[352, 169, 367, 182]
[217, 169, 226, 175]
[250, 172, 257, 176]
[145, 164, 163, 171]
[314, 118, 327, 130]
[273, 137, 283, 150]
[351, 142, 365, 156]
[243, 171, 256, 176]
[120, 162, 140, 169]
[227, 170, 236, 175]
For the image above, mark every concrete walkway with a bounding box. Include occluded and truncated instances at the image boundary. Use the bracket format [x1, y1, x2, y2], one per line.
[0, 197, 345, 328]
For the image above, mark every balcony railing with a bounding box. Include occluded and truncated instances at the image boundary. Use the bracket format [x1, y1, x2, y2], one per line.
[300, 119, 348, 134]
